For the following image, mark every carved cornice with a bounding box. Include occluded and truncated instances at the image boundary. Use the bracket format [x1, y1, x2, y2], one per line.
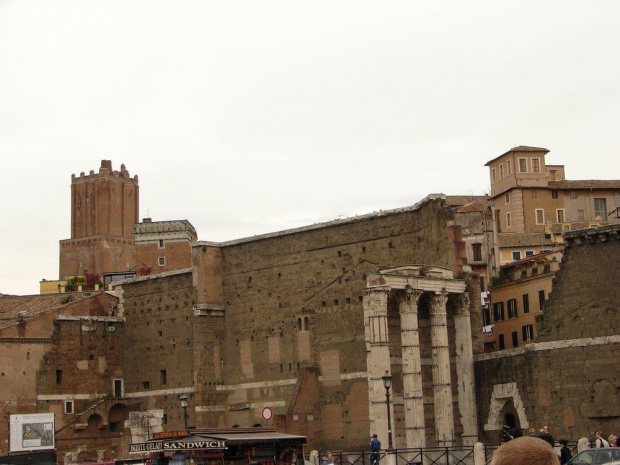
[563, 223, 620, 246]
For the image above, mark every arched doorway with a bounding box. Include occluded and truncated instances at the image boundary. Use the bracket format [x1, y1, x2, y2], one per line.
[108, 403, 129, 433]
[484, 383, 529, 441]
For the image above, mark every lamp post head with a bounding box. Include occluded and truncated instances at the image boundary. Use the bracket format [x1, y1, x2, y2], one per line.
[179, 394, 188, 408]
[381, 371, 392, 391]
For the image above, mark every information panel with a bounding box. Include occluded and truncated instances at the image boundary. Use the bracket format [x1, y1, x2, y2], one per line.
[9, 413, 55, 452]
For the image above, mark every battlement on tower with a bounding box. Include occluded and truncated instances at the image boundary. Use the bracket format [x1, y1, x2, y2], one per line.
[71, 160, 138, 183]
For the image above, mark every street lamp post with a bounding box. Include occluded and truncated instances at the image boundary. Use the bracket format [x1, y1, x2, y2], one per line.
[179, 395, 189, 430]
[382, 371, 394, 450]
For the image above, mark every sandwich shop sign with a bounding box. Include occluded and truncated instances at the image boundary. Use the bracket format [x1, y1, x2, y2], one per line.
[130, 439, 226, 454]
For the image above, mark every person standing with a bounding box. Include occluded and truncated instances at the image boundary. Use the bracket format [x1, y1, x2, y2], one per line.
[322, 452, 334, 465]
[595, 431, 609, 448]
[370, 434, 381, 465]
[538, 426, 555, 447]
[559, 439, 572, 465]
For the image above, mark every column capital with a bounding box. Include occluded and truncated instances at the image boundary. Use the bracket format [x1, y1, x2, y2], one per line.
[430, 292, 449, 314]
[454, 293, 470, 316]
[364, 286, 390, 313]
[403, 288, 424, 303]
[364, 285, 391, 296]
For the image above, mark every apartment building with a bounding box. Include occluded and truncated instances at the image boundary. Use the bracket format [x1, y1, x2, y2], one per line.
[487, 249, 562, 351]
[485, 146, 619, 269]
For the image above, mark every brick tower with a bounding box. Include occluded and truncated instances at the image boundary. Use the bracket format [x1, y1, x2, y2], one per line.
[59, 160, 139, 279]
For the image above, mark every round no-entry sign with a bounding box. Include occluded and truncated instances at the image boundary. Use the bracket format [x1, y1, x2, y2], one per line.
[261, 407, 273, 421]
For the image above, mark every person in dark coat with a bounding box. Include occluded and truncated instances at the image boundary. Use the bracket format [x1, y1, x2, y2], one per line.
[559, 439, 572, 465]
[538, 426, 555, 447]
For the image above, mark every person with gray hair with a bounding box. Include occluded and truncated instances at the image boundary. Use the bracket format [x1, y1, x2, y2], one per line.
[492, 436, 559, 465]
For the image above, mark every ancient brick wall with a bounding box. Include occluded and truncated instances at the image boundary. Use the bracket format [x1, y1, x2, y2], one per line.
[474, 225, 620, 443]
[120, 270, 197, 430]
[197, 198, 463, 451]
[537, 234, 619, 341]
[60, 161, 138, 278]
[70, 161, 138, 240]
[135, 240, 192, 274]
[34, 316, 126, 464]
[36, 317, 124, 407]
[59, 235, 136, 279]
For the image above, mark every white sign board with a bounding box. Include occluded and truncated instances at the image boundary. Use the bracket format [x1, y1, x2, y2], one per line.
[10, 413, 55, 452]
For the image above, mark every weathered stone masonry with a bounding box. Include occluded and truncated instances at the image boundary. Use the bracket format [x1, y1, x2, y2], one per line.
[474, 224, 620, 443]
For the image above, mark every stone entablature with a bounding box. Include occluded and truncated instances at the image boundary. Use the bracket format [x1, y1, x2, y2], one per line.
[368, 265, 467, 293]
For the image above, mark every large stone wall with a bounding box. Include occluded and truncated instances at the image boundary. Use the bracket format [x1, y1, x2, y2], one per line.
[120, 269, 199, 430]
[474, 225, 620, 443]
[190, 197, 468, 451]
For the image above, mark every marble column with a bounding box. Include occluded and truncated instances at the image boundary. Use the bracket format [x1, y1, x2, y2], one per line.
[364, 286, 392, 441]
[399, 289, 426, 448]
[430, 292, 455, 447]
[454, 293, 479, 445]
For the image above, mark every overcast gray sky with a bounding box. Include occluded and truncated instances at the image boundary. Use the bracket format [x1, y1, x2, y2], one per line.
[1, 0, 619, 295]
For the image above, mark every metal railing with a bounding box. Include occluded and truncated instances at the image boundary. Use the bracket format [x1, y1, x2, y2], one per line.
[326, 446, 476, 465]
[321, 440, 580, 465]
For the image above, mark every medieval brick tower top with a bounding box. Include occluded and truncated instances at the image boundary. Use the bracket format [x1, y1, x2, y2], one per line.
[59, 160, 139, 279]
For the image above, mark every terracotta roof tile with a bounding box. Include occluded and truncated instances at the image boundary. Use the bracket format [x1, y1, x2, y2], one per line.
[549, 222, 599, 234]
[498, 233, 554, 248]
[0, 292, 94, 329]
[548, 180, 620, 189]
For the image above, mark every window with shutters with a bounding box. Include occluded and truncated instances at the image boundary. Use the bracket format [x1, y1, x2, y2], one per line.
[594, 198, 607, 221]
[507, 299, 518, 318]
[493, 302, 505, 321]
[473, 243, 482, 261]
[522, 294, 530, 313]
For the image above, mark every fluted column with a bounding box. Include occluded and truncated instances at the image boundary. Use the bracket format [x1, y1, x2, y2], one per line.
[430, 292, 454, 447]
[399, 289, 426, 448]
[454, 293, 479, 445]
[364, 286, 392, 441]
